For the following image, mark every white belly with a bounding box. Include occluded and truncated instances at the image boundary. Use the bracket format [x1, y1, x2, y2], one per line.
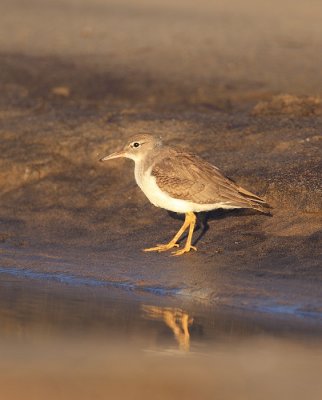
[135, 167, 238, 213]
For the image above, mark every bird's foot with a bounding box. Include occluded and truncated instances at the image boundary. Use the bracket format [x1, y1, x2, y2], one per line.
[171, 245, 197, 256]
[143, 242, 179, 253]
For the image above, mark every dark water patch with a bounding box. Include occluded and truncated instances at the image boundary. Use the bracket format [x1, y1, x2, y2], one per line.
[254, 303, 322, 320]
[0, 266, 182, 297]
[1, 265, 322, 342]
[0, 272, 322, 353]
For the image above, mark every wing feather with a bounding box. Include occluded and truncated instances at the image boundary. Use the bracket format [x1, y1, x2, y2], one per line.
[151, 149, 269, 211]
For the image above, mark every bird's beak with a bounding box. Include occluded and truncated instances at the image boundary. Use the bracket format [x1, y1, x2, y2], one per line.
[99, 149, 126, 162]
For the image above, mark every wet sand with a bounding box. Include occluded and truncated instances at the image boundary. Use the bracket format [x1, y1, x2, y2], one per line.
[0, 0, 322, 397]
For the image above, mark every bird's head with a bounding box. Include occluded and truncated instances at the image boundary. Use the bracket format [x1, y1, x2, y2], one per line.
[100, 134, 162, 163]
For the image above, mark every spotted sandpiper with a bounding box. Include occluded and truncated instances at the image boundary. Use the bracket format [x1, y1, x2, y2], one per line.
[100, 134, 270, 256]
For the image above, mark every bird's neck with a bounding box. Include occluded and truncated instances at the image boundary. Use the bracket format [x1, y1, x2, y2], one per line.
[134, 156, 150, 183]
[133, 147, 161, 183]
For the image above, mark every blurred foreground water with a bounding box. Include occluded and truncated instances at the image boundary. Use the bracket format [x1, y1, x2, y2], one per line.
[1, 273, 322, 400]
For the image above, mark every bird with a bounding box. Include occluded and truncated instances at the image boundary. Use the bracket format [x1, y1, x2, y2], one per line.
[100, 134, 270, 256]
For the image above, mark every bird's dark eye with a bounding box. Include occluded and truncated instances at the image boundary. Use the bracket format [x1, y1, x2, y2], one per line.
[133, 142, 140, 148]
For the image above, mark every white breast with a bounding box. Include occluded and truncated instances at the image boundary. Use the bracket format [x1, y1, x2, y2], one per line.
[134, 165, 191, 213]
[134, 165, 238, 213]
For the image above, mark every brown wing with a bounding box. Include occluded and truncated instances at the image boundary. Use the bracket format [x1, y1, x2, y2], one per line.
[152, 149, 269, 212]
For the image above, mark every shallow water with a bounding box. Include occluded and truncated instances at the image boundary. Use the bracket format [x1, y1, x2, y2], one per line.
[1, 273, 322, 400]
[1, 271, 322, 350]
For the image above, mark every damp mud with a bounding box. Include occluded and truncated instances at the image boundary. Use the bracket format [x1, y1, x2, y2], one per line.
[0, 0, 322, 398]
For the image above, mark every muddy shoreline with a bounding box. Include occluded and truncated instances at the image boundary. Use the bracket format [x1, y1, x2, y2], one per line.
[0, 0, 322, 318]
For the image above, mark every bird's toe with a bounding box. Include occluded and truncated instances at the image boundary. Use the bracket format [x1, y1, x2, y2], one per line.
[143, 243, 179, 252]
[171, 245, 197, 256]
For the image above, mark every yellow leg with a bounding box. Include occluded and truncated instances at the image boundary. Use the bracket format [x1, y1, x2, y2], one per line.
[143, 213, 192, 252]
[172, 212, 197, 256]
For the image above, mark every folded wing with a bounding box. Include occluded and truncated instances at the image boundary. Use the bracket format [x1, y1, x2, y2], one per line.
[151, 149, 270, 212]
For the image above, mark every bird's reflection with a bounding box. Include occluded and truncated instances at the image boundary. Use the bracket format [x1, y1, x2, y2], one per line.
[142, 305, 193, 352]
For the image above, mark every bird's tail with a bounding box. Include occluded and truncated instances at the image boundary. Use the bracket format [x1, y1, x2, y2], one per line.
[236, 186, 272, 214]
